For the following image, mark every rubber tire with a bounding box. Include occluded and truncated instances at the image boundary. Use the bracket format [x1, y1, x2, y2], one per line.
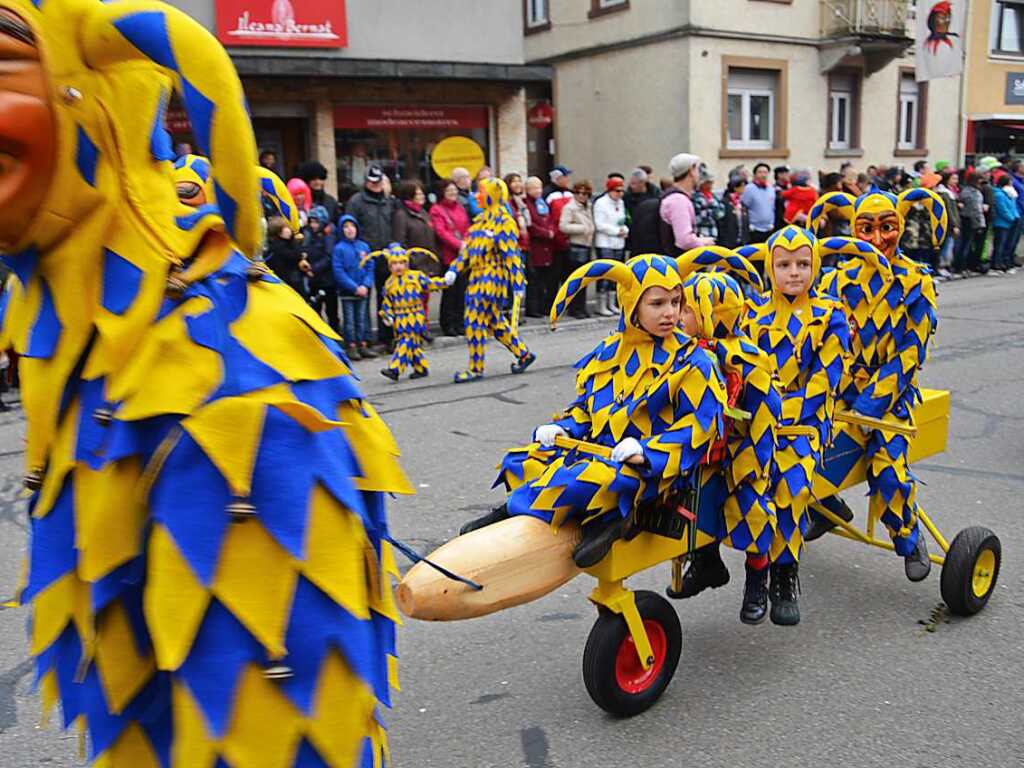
[582, 590, 682, 717]
[940, 526, 1002, 616]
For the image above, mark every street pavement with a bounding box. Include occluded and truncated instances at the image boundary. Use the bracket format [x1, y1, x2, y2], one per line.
[1, 275, 1022, 767]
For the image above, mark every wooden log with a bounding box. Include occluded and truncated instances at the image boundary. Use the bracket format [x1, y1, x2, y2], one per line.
[396, 516, 582, 621]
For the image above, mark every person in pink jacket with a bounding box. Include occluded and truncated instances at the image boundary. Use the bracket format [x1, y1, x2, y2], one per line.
[431, 178, 472, 336]
[659, 153, 715, 255]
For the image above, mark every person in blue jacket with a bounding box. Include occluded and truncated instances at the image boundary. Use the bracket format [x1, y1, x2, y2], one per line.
[332, 214, 379, 359]
[991, 174, 1020, 273]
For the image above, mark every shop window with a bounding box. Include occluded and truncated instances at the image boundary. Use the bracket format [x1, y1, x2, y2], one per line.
[992, 0, 1024, 55]
[524, 0, 550, 32]
[590, 0, 629, 18]
[896, 71, 928, 153]
[727, 69, 776, 150]
[828, 72, 860, 151]
[334, 105, 490, 196]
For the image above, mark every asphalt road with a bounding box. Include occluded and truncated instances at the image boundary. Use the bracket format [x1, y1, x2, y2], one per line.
[1, 275, 1022, 767]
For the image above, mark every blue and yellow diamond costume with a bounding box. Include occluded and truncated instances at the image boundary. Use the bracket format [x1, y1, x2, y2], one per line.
[445, 178, 532, 382]
[810, 188, 945, 557]
[377, 244, 447, 377]
[676, 248, 781, 555]
[0, 1, 411, 765]
[740, 227, 851, 564]
[496, 255, 726, 529]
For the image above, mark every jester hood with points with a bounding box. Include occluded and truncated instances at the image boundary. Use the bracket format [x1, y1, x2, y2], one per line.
[550, 253, 690, 399]
[499, 252, 726, 526]
[0, 1, 408, 765]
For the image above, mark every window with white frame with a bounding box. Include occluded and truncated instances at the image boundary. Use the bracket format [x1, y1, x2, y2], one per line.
[897, 73, 920, 149]
[526, 0, 549, 28]
[597, 0, 627, 7]
[727, 68, 776, 150]
[829, 73, 856, 150]
[993, 0, 1024, 55]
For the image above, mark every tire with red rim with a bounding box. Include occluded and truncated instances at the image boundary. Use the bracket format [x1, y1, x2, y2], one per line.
[582, 590, 682, 716]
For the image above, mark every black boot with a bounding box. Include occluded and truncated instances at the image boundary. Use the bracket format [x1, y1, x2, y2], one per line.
[805, 496, 854, 542]
[572, 515, 624, 568]
[459, 503, 509, 535]
[904, 533, 931, 582]
[740, 562, 769, 625]
[380, 368, 399, 381]
[667, 545, 730, 599]
[769, 562, 801, 626]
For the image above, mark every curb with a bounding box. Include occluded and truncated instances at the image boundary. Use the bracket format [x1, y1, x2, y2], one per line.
[423, 314, 617, 351]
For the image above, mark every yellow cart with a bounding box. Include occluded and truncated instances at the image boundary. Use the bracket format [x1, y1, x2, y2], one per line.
[577, 388, 1002, 716]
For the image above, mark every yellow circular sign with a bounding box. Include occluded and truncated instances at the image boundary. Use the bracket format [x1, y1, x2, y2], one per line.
[431, 136, 486, 179]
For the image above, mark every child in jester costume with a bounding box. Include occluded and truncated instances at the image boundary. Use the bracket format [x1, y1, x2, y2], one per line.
[809, 187, 946, 582]
[0, 2, 411, 766]
[461, 254, 727, 568]
[443, 177, 536, 383]
[739, 227, 850, 624]
[377, 243, 447, 381]
[666, 248, 783, 626]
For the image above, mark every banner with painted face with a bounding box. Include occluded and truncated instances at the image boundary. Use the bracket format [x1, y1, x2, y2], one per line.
[915, 0, 966, 82]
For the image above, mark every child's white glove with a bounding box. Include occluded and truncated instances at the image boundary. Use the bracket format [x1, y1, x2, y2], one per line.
[611, 437, 644, 463]
[534, 424, 568, 448]
[444, 270, 457, 287]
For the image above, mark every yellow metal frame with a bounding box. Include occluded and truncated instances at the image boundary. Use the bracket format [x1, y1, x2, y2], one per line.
[581, 388, 951, 671]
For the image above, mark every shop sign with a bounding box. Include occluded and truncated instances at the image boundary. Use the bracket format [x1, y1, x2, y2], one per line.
[165, 107, 192, 134]
[431, 136, 486, 179]
[334, 105, 489, 130]
[1006, 73, 1024, 106]
[216, 0, 348, 48]
[527, 102, 554, 129]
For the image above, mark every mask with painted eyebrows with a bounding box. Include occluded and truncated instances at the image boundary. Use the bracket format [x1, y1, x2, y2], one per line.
[853, 211, 901, 259]
[0, 8, 56, 249]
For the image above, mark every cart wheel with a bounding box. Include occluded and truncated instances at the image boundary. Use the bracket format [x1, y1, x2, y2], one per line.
[940, 526, 1001, 616]
[582, 590, 681, 717]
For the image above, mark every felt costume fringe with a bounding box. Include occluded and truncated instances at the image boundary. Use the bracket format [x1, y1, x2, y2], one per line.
[498, 255, 726, 529]
[743, 227, 851, 563]
[447, 179, 529, 380]
[676, 251, 781, 555]
[813, 190, 942, 553]
[1, 1, 411, 765]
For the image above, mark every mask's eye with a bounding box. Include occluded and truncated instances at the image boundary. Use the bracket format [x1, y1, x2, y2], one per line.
[176, 182, 202, 201]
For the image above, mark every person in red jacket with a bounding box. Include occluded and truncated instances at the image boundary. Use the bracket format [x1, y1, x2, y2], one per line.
[524, 175, 560, 317]
[782, 169, 818, 226]
[431, 178, 472, 336]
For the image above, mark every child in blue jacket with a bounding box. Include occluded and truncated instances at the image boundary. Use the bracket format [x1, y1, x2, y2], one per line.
[332, 214, 377, 360]
[992, 175, 1020, 273]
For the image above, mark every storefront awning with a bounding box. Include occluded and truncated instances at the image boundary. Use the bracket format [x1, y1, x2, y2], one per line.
[231, 55, 552, 83]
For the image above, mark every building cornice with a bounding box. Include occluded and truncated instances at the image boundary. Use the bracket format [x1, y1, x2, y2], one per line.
[527, 24, 907, 65]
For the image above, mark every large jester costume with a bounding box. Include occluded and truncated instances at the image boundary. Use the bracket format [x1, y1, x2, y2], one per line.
[376, 243, 447, 381]
[444, 177, 535, 382]
[463, 255, 727, 568]
[810, 187, 945, 581]
[741, 227, 850, 624]
[670, 248, 783, 625]
[0, 2, 410, 766]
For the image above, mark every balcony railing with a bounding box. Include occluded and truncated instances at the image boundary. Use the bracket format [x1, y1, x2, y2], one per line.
[821, 0, 910, 38]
